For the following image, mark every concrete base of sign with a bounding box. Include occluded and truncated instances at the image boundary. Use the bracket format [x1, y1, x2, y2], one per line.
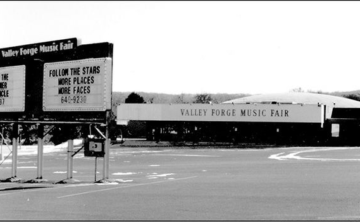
[0, 176, 24, 183]
[0, 177, 130, 184]
[0, 177, 57, 184]
[55, 178, 126, 184]
[23, 178, 54, 184]
[95, 178, 133, 184]
[55, 178, 82, 184]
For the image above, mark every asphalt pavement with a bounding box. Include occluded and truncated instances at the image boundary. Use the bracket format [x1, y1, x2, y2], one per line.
[0, 143, 360, 220]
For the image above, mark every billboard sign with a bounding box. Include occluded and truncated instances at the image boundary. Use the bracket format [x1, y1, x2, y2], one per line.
[0, 65, 26, 112]
[43, 58, 112, 112]
[117, 103, 325, 124]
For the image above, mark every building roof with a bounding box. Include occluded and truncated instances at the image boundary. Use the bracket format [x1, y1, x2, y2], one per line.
[223, 92, 360, 108]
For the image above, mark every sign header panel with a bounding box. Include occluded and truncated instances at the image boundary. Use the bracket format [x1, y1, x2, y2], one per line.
[43, 58, 112, 112]
[0, 65, 26, 112]
[0, 38, 77, 60]
[117, 104, 324, 124]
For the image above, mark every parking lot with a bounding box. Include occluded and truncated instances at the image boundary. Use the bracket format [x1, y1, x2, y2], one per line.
[1, 142, 360, 220]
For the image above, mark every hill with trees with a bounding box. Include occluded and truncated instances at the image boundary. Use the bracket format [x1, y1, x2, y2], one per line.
[112, 90, 360, 120]
[113, 90, 360, 109]
[112, 91, 250, 105]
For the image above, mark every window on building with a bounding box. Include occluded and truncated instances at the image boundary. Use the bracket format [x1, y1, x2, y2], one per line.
[331, 124, 340, 137]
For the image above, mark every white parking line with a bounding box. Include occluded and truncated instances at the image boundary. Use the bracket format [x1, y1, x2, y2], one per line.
[57, 176, 198, 199]
[269, 147, 360, 161]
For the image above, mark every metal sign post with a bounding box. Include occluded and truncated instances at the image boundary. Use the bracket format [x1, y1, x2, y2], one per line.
[84, 136, 105, 181]
[103, 111, 110, 180]
[67, 139, 74, 179]
[103, 133, 109, 180]
[11, 124, 18, 178]
[0, 128, 3, 162]
[36, 124, 44, 179]
[95, 156, 97, 182]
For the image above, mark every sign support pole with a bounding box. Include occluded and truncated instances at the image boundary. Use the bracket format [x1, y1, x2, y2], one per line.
[103, 111, 110, 180]
[11, 124, 18, 178]
[37, 124, 44, 179]
[0, 128, 3, 162]
[95, 157, 97, 182]
[104, 128, 110, 179]
[67, 139, 74, 179]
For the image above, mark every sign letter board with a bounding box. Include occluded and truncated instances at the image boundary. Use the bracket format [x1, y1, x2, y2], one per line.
[0, 65, 26, 112]
[43, 58, 112, 112]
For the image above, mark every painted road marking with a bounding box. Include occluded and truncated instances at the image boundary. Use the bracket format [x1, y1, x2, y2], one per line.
[57, 176, 198, 199]
[318, 216, 360, 219]
[112, 172, 137, 176]
[269, 147, 360, 161]
[147, 173, 174, 179]
[154, 154, 221, 157]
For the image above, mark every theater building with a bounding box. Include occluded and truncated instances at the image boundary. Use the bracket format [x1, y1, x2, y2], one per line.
[117, 93, 360, 146]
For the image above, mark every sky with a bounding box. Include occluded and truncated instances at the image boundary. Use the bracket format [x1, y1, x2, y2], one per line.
[1, 1, 360, 95]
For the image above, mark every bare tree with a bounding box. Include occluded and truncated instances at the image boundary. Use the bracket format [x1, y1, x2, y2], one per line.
[290, 87, 305, 93]
[194, 94, 213, 104]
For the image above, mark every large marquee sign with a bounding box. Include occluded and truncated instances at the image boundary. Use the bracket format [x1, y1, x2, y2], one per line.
[43, 58, 112, 112]
[0, 38, 114, 183]
[0, 65, 26, 112]
[117, 104, 325, 124]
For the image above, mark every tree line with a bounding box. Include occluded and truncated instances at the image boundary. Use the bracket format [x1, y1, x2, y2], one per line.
[1, 91, 360, 146]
